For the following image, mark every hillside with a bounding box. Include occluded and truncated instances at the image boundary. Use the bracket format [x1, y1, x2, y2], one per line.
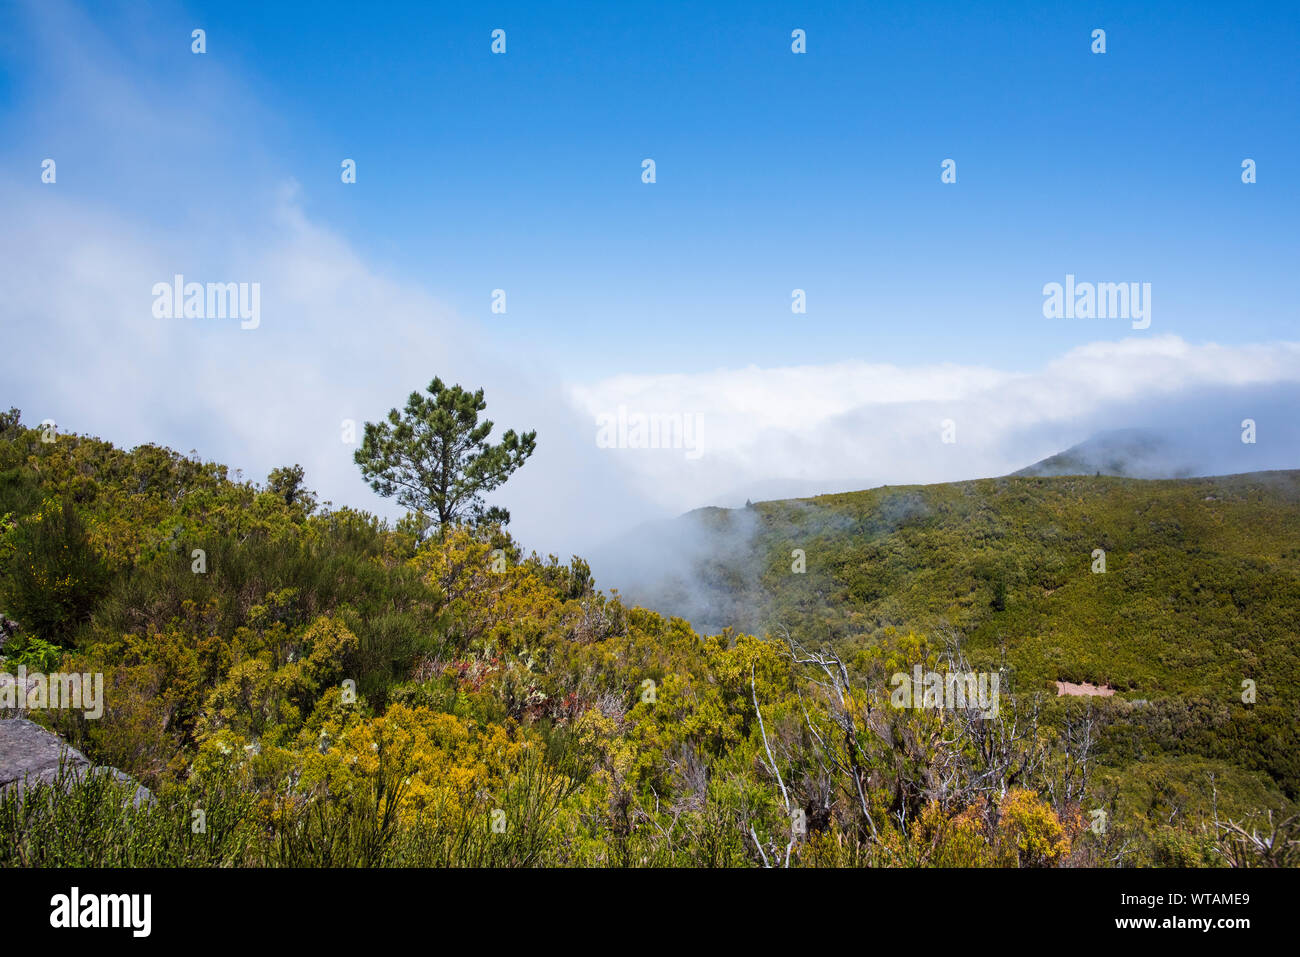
[1014, 429, 1192, 478]
[0, 409, 1295, 867]
[600, 470, 1300, 801]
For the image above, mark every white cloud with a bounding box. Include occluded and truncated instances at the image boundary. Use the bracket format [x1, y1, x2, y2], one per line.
[1, 0, 653, 559]
[567, 336, 1300, 511]
[0, 177, 654, 557]
[7, 172, 1298, 560]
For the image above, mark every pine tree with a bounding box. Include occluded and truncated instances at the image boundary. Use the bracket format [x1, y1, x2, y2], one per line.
[354, 378, 536, 536]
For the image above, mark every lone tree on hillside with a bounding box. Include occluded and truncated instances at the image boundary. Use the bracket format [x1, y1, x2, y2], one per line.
[354, 378, 537, 537]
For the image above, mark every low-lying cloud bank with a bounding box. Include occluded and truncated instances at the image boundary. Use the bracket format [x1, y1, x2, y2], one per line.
[568, 339, 1300, 520]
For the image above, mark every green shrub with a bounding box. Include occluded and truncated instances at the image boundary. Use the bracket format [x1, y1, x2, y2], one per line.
[0, 498, 107, 643]
[0, 634, 63, 671]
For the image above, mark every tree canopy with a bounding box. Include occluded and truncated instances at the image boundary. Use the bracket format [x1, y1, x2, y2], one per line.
[353, 378, 536, 535]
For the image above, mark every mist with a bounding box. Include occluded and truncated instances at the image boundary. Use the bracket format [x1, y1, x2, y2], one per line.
[581, 378, 1300, 631]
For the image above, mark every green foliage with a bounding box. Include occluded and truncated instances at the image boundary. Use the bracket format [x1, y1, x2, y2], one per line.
[639, 474, 1300, 802]
[995, 788, 1071, 867]
[354, 378, 537, 535]
[0, 634, 63, 671]
[264, 463, 317, 514]
[0, 412, 1293, 868]
[0, 497, 107, 642]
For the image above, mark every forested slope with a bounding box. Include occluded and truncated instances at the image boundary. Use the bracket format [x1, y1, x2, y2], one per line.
[1, 410, 1294, 867]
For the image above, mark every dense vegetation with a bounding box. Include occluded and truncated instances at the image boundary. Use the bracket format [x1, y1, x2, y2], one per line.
[629, 472, 1300, 807]
[1, 407, 1295, 867]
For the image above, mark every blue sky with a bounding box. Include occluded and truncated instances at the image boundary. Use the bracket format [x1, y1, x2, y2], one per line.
[4, 0, 1297, 375]
[2, 0, 1299, 555]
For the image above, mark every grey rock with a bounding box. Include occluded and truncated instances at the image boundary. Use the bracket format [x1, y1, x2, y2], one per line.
[0, 717, 153, 808]
[0, 614, 17, 652]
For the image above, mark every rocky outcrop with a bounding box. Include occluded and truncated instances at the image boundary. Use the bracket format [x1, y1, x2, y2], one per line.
[0, 615, 17, 653]
[0, 718, 152, 808]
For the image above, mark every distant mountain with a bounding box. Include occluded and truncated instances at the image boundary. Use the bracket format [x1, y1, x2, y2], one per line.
[1013, 428, 1194, 479]
[594, 426, 1298, 634]
[595, 425, 1296, 631]
[1013, 413, 1294, 480]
